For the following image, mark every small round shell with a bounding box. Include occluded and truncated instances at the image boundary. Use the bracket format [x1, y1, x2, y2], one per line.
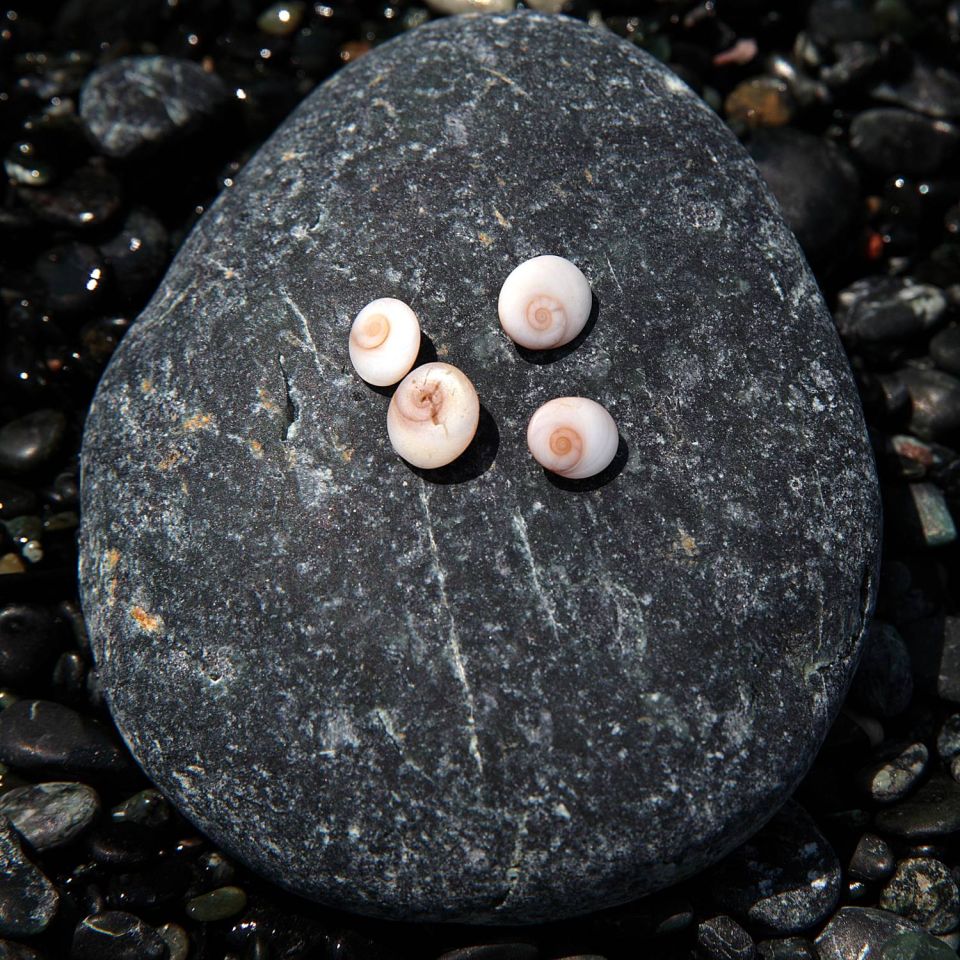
[349, 298, 421, 386]
[527, 397, 619, 479]
[498, 255, 592, 350]
[387, 362, 480, 469]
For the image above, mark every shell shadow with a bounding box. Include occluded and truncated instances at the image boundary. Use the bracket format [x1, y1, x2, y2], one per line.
[412, 404, 500, 485]
[545, 433, 629, 492]
[514, 292, 600, 366]
[363, 333, 440, 398]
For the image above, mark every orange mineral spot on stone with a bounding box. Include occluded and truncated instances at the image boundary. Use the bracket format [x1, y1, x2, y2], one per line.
[157, 449, 183, 471]
[130, 606, 161, 631]
[182, 412, 213, 432]
[249, 439, 264, 457]
[478, 232, 493, 247]
[106, 548, 120, 572]
[141, 378, 154, 394]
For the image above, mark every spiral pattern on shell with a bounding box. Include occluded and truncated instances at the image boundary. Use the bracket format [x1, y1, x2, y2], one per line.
[387, 362, 480, 469]
[348, 298, 421, 386]
[527, 397, 619, 479]
[498, 255, 592, 350]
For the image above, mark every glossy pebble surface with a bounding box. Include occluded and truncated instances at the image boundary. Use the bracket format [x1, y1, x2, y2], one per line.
[79, 12, 881, 923]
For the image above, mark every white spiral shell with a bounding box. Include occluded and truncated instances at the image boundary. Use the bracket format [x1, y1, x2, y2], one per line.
[348, 298, 421, 386]
[387, 362, 480, 469]
[498, 255, 592, 350]
[527, 397, 619, 479]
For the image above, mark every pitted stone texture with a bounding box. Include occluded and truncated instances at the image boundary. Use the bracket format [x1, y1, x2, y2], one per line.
[79, 12, 881, 923]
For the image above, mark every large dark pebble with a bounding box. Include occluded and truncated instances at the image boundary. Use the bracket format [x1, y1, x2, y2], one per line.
[0, 604, 65, 689]
[898, 369, 960, 440]
[835, 278, 946, 345]
[80, 56, 229, 159]
[816, 908, 947, 960]
[874, 775, 960, 838]
[937, 618, 960, 704]
[35, 244, 108, 318]
[70, 911, 167, 960]
[807, 0, 880, 43]
[0, 412, 67, 477]
[100, 210, 169, 306]
[0, 700, 132, 780]
[0, 782, 99, 852]
[871, 60, 960, 119]
[849, 621, 914, 717]
[747, 129, 860, 265]
[86, 822, 160, 867]
[18, 165, 122, 231]
[696, 915, 755, 960]
[879, 858, 960, 934]
[755, 938, 817, 960]
[0, 818, 58, 937]
[930, 327, 960, 376]
[849, 833, 896, 882]
[849, 109, 960, 177]
[705, 802, 840, 933]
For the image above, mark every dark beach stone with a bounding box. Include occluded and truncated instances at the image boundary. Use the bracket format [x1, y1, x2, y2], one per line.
[101, 210, 169, 306]
[849, 109, 960, 177]
[0, 411, 67, 477]
[86, 822, 159, 867]
[936, 715, 960, 762]
[849, 833, 895, 882]
[755, 938, 816, 960]
[879, 858, 960, 934]
[0, 482, 37, 522]
[807, 0, 880, 43]
[858, 742, 929, 804]
[0, 782, 100, 852]
[930, 327, 960, 376]
[0, 700, 132, 780]
[747, 129, 860, 266]
[0, 604, 65, 689]
[696, 915, 755, 960]
[70, 911, 167, 960]
[704, 801, 840, 934]
[816, 908, 940, 960]
[0, 940, 45, 960]
[879, 931, 958, 960]
[184, 885, 248, 922]
[849, 621, 913, 717]
[107, 860, 191, 912]
[898, 369, 960, 441]
[871, 60, 960, 119]
[0, 818, 58, 937]
[834, 278, 946, 345]
[874, 775, 960, 839]
[79, 56, 229, 159]
[78, 11, 881, 923]
[18, 165, 122, 232]
[938, 618, 960, 704]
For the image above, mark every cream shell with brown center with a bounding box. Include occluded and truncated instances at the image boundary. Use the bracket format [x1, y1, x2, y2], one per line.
[527, 397, 619, 479]
[498, 255, 592, 350]
[387, 362, 480, 469]
[348, 298, 421, 386]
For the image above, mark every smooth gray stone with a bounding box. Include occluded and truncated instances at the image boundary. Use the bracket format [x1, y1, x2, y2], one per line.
[0, 783, 100, 852]
[79, 56, 228, 159]
[816, 908, 945, 960]
[0, 818, 58, 937]
[79, 12, 881, 923]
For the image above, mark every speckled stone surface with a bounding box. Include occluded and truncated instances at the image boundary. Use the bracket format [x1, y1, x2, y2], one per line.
[79, 12, 881, 924]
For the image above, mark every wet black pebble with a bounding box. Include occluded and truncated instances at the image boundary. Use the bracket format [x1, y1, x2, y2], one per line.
[938, 617, 960, 704]
[936, 715, 960, 763]
[705, 802, 840, 933]
[849, 109, 960, 176]
[748, 128, 860, 265]
[898, 369, 960, 440]
[87, 822, 160, 867]
[871, 60, 960, 120]
[859, 742, 929, 804]
[34, 244, 108, 317]
[0, 700, 132, 780]
[755, 937, 817, 960]
[0, 604, 65, 689]
[816, 907, 947, 960]
[18, 165, 122, 231]
[849, 833, 896, 882]
[106, 860, 191, 912]
[849, 621, 914, 717]
[697, 915, 755, 960]
[0, 819, 58, 937]
[435, 947, 539, 960]
[0, 782, 99, 852]
[879, 858, 960, 934]
[835, 278, 947, 344]
[100, 210, 169, 305]
[80, 56, 229, 159]
[874, 775, 960, 838]
[930, 327, 960, 376]
[70, 911, 166, 960]
[0, 412, 67, 477]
